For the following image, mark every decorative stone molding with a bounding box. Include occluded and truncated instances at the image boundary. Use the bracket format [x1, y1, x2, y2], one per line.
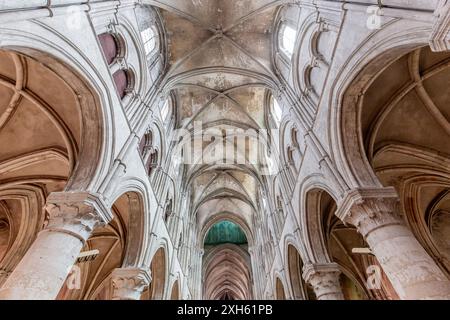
[302, 263, 344, 300]
[335, 187, 403, 238]
[430, 0, 450, 51]
[43, 192, 113, 243]
[111, 268, 152, 300]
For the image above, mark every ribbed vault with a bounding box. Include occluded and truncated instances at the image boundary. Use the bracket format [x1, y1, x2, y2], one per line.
[152, 0, 283, 299]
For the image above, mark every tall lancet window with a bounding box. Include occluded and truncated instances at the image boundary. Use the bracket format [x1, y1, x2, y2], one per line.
[281, 25, 296, 58]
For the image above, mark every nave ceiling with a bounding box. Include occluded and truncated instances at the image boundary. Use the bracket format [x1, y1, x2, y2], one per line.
[151, 0, 283, 234]
[149, 0, 284, 299]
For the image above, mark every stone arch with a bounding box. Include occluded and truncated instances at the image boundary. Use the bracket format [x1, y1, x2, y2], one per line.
[109, 180, 151, 268]
[285, 243, 315, 300]
[303, 186, 371, 300]
[0, 36, 111, 287]
[329, 19, 450, 284]
[328, 22, 432, 188]
[0, 26, 116, 192]
[0, 48, 107, 190]
[275, 277, 286, 300]
[98, 32, 125, 66]
[142, 246, 168, 300]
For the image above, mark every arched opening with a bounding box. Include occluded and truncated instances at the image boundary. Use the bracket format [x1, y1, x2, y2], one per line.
[147, 149, 158, 175]
[170, 280, 180, 300]
[98, 33, 120, 65]
[305, 188, 371, 300]
[353, 46, 450, 278]
[275, 277, 286, 300]
[142, 247, 167, 300]
[287, 244, 315, 300]
[56, 192, 145, 300]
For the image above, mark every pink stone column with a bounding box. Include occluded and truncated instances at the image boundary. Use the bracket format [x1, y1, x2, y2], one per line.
[111, 268, 151, 300]
[336, 187, 450, 300]
[302, 263, 344, 300]
[0, 192, 111, 300]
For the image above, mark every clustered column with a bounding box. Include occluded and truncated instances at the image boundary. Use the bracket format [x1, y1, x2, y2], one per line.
[0, 192, 111, 300]
[336, 187, 450, 300]
[302, 263, 344, 300]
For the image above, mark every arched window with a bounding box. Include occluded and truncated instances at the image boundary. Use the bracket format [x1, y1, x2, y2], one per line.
[141, 27, 156, 56]
[280, 25, 296, 58]
[271, 96, 283, 126]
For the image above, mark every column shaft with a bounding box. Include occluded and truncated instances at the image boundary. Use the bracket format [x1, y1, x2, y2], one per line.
[337, 188, 450, 300]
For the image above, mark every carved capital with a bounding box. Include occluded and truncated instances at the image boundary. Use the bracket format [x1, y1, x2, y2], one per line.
[430, 0, 450, 51]
[111, 268, 152, 300]
[336, 187, 403, 238]
[43, 192, 112, 243]
[302, 263, 343, 300]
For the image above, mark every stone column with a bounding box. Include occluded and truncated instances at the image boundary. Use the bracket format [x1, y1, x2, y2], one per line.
[302, 263, 344, 300]
[0, 192, 111, 300]
[336, 187, 450, 300]
[111, 268, 151, 300]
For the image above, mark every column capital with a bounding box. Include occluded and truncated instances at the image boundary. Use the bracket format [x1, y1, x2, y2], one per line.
[111, 268, 152, 300]
[302, 263, 343, 300]
[43, 192, 113, 243]
[335, 187, 403, 237]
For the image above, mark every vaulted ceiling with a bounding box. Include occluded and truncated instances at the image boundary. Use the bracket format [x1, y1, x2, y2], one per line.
[150, 0, 283, 236]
